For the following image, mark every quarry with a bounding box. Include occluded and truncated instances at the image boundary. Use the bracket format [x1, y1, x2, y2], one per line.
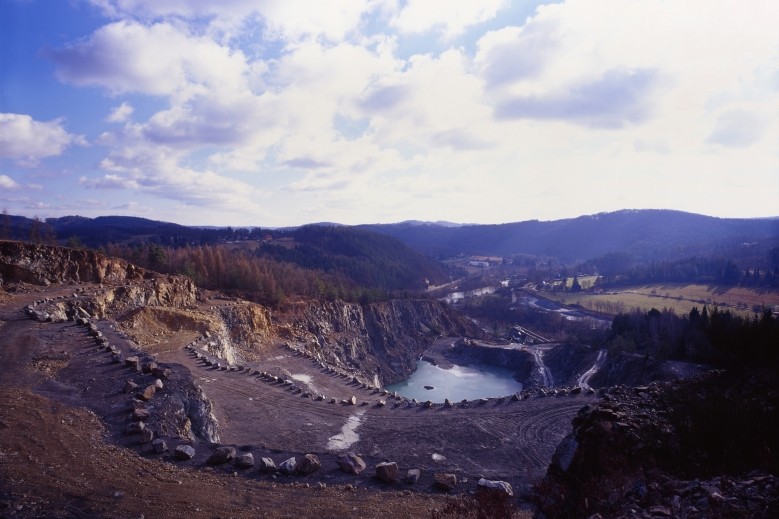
[1, 241, 777, 518]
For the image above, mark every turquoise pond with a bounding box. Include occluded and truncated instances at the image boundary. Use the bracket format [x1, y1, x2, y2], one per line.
[386, 360, 523, 403]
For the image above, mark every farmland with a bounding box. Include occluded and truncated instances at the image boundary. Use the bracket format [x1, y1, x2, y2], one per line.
[546, 283, 779, 318]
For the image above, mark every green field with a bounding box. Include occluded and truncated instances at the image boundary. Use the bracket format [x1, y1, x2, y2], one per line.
[549, 283, 779, 317]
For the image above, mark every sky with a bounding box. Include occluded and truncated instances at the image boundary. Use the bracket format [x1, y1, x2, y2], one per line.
[0, 0, 777, 227]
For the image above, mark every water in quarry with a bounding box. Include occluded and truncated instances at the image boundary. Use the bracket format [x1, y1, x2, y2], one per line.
[387, 360, 523, 402]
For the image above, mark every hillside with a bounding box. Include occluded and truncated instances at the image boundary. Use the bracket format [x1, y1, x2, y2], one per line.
[359, 210, 779, 264]
[258, 225, 449, 290]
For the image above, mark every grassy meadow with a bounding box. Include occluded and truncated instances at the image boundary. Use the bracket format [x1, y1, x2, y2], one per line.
[548, 282, 779, 318]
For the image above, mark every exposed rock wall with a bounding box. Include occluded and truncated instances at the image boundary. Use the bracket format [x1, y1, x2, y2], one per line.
[437, 341, 535, 384]
[219, 303, 273, 353]
[278, 299, 484, 385]
[0, 240, 146, 285]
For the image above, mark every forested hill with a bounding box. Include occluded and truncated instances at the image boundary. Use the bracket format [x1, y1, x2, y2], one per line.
[258, 225, 449, 289]
[3, 210, 777, 268]
[359, 210, 779, 263]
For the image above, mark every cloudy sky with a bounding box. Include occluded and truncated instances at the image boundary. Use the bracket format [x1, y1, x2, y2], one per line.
[1, 0, 777, 226]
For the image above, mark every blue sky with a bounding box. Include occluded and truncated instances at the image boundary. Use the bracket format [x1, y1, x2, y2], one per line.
[1, 0, 777, 226]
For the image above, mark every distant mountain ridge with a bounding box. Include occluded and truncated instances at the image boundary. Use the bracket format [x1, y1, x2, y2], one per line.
[358, 210, 779, 263]
[2, 209, 777, 265]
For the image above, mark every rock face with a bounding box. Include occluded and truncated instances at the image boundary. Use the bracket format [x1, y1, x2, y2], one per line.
[0, 241, 196, 313]
[0, 240, 145, 286]
[278, 299, 483, 385]
[535, 368, 779, 518]
[336, 453, 366, 475]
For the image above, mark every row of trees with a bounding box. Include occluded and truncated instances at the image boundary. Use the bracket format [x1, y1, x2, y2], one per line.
[587, 254, 779, 288]
[607, 306, 778, 364]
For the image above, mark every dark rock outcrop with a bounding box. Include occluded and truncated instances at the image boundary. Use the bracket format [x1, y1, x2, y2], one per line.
[535, 367, 779, 518]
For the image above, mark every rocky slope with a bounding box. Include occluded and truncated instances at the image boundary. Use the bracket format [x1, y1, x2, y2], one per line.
[276, 298, 485, 385]
[2, 240, 483, 386]
[535, 365, 779, 518]
[1, 240, 148, 285]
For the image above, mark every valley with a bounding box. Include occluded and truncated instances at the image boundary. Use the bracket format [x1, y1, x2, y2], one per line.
[1, 216, 777, 518]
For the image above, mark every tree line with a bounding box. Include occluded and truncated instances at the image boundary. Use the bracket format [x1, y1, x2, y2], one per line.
[104, 243, 392, 307]
[587, 253, 779, 288]
[606, 306, 778, 365]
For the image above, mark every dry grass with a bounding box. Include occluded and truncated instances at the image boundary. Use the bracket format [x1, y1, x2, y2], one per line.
[550, 283, 779, 317]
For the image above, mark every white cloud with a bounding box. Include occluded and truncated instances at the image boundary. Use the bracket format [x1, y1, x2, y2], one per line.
[106, 102, 134, 123]
[50, 21, 249, 98]
[390, 0, 507, 39]
[87, 0, 380, 42]
[0, 113, 85, 164]
[36, 0, 779, 225]
[0, 175, 21, 190]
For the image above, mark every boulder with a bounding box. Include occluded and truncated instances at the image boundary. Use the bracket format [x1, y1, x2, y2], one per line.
[296, 454, 321, 476]
[142, 362, 158, 374]
[434, 473, 457, 491]
[130, 408, 150, 421]
[123, 380, 139, 394]
[235, 452, 254, 469]
[207, 446, 236, 465]
[125, 422, 145, 434]
[405, 469, 421, 484]
[336, 453, 366, 475]
[124, 356, 140, 369]
[348, 395, 357, 405]
[258, 457, 277, 473]
[375, 462, 399, 483]
[153, 379, 164, 390]
[141, 428, 155, 444]
[139, 385, 156, 401]
[152, 366, 172, 379]
[443, 399, 453, 408]
[476, 478, 514, 498]
[279, 457, 297, 475]
[152, 438, 168, 454]
[175, 444, 196, 460]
